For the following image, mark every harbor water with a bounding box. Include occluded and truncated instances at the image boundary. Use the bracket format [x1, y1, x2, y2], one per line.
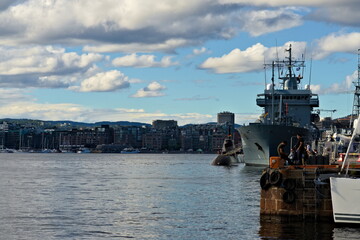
[0, 153, 359, 239]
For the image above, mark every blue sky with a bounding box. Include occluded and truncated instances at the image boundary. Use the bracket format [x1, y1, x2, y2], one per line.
[0, 0, 359, 125]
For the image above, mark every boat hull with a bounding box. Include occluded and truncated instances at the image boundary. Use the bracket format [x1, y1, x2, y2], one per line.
[330, 177, 360, 224]
[238, 124, 309, 166]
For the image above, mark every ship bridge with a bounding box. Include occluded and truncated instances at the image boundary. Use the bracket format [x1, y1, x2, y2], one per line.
[256, 88, 319, 127]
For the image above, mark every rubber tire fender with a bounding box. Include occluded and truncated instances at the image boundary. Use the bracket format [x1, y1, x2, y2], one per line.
[283, 178, 296, 191]
[269, 171, 282, 186]
[283, 191, 296, 204]
[260, 172, 271, 190]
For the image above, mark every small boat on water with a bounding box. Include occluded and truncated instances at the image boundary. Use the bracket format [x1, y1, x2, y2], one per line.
[121, 148, 140, 154]
[0, 148, 16, 153]
[77, 148, 91, 153]
[330, 115, 360, 224]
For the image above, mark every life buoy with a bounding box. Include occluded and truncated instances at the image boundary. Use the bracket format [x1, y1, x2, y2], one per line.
[269, 171, 282, 186]
[283, 191, 296, 204]
[283, 178, 296, 191]
[260, 172, 271, 190]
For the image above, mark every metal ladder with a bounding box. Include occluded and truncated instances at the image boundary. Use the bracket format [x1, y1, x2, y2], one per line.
[302, 168, 318, 220]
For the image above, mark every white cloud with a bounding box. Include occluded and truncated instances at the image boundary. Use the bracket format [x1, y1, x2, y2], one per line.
[193, 47, 208, 56]
[219, 0, 346, 7]
[199, 41, 307, 73]
[0, 89, 214, 125]
[168, 113, 214, 123]
[0, 0, 17, 10]
[0, 45, 103, 88]
[200, 44, 266, 73]
[308, 3, 360, 27]
[222, 1, 360, 29]
[0, 0, 311, 53]
[72, 70, 130, 92]
[240, 8, 303, 36]
[309, 84, 321, 94]
[0, 0, 238, 52]
[0, 87, 261, 125]
[0, 46, 102, 75]
[311, 70, 356, 95]
[175, 95, 219, 101]
[0, 88, 34, 102]
[131, 81, 166, 98]
[0, 0, 357, 56]
[112, 54, 178, 68]
[84, 39, 192, 54]
[314, 32, 360, 59]
[235, 112, 261, 125]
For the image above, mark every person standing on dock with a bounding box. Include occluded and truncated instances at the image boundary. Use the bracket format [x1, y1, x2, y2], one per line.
[293, 134, 305, 165]
[277, 141, 289, 163]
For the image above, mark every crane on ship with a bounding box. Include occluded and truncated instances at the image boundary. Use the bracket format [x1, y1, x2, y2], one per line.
[315, 109, 337, 118]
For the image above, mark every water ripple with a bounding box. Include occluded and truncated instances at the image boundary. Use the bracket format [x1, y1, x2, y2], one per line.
[1, 153, 360, 239]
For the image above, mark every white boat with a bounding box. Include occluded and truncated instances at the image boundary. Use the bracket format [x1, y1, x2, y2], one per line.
[330, 177, 360, 223]
[77, 148, 91, 153]
[121, 148, 140, 154]
[330, 116, 360, 224]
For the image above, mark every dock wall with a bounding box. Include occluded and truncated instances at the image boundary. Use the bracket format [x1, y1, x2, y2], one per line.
[260, 167, 337, 221]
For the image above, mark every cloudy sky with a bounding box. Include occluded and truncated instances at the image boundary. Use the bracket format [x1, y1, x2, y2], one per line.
[0, 0, 359, 125]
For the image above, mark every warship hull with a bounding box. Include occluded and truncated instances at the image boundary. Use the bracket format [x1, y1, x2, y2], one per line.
[239, 124, 310, 166]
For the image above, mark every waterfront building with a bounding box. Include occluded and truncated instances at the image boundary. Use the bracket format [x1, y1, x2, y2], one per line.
[217, 111, 235, 125]
[142, 131, 163, 150]
[59, 125, 113, 151]
[114, 125, 148, 148]
[152, 120, 178, 130]
[0, 118, 241, 153]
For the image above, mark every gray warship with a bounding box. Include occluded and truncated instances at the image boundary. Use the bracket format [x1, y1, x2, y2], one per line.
[239, 45, 319, 166]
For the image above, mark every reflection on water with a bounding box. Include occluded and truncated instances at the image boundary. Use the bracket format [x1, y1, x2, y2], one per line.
[259, 216, 334, 239]
[0, 153, 360, 239]
[258, 209, 360, 240]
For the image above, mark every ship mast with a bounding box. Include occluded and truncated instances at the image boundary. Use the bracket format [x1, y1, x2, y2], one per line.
[350, 49, 360, 128]
[287, 44, 293, 80]
[271, 61, 275, 125]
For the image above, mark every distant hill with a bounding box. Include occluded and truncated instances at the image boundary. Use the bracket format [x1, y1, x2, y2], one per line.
[0, 118, 151, 128]
[94, 121, 151, 127]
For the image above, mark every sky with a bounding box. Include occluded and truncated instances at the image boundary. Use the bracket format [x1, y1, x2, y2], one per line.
[0, 0, 359, 125]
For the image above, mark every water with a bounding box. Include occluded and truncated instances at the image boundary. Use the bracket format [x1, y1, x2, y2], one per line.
[0, 153, 359, 240]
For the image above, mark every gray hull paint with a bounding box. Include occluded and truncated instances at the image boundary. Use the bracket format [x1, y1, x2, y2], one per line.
[239, 124, 309, 166]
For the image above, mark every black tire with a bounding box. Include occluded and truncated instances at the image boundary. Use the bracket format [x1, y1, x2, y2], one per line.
[283, 178, 296, 191]
[283, 191, 296, 204]
[260, 172, 271, 190]
[269, 171, 282, 186]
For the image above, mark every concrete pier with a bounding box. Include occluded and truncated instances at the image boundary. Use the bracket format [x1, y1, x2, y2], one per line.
[260, 165, 339, 221]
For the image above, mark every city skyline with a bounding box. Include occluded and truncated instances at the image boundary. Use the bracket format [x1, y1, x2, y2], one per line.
[0, 1, 359, 125]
